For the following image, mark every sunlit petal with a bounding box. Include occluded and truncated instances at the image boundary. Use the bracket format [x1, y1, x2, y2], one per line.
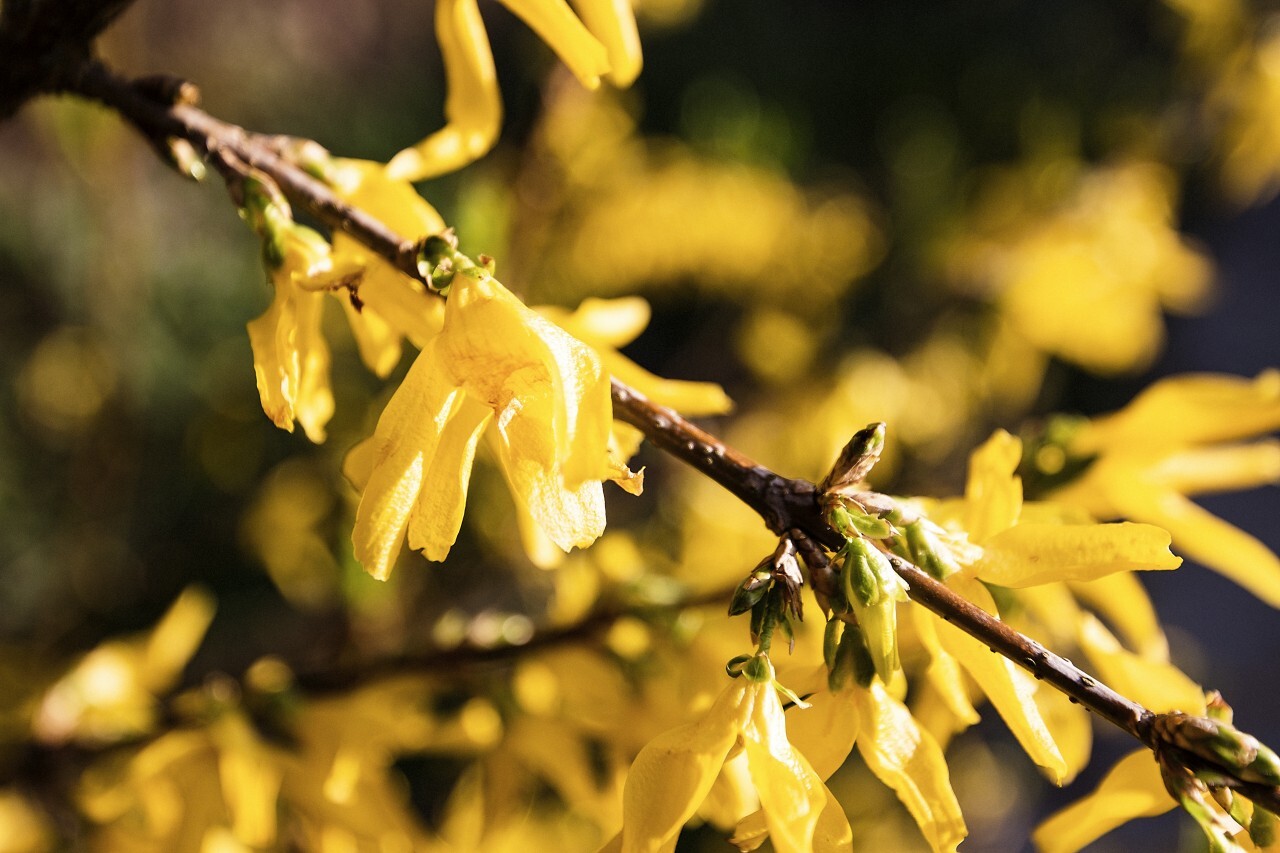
[1033, 749, 1174, 853]
[854, 681, 967, 853]
[976, 521, 1180, 588]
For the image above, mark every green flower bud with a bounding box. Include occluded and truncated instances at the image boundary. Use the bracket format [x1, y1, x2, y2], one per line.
[821, 422, 886, 496]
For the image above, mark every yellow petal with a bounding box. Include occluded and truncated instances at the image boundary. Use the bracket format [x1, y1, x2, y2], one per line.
[329, 159, 446, 238]
[784, 684, 860, 782]
[855, 681, 968, 853]
[491, 386, 608, 553]
[964, 430, 1024, 542]
[387, 0, 502, 181]
[1075, 371, 1280, 453]
[1109, 484, 1280, 608]
[247, 286, 298, 434]
[291, 283, 334, 443]
[351, 343, 458, 578]
[1067, 572, 1169, 660]
[976, 521, 1181, 587]
[1077, 614, 1206, 714]
[1032, 749, 1174, 853]
[731, 784, 853, 853]
[743, 683, 826, 853]
[540, 296, 651, 349]
[621, 679, 752, 853]
[442, 271, 613, 487]
[406, 394, 492, 561]
[542, 297, 733, 416]
[339, 288, 403, 378]
[572, 0, 643, 85]
[599, 350, 733, 416]
[1032, 679, 1092, 787]
[1147, 441, 1280, 496]
[811, 786, 855, 853]
[910, 606, 980, 727]
[497, 0, 611, 87]
[935, 575, 1068, 783]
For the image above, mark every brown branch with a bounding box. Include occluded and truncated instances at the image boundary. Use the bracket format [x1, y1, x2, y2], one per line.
[42, 56, 1280, 815]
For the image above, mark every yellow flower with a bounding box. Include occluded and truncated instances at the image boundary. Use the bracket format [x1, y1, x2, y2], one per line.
[616, 656, 832, 853]
[387, 0, 639, 181]
[32, 587, 215, 746]
[349, 268, 616, 578]
[783, 668, 967, 853]
[913, 430, 1180, 784]
[954, 430, 1183, 589]
[246, 223, 343, 443]
[1046, 371, 1280, 606]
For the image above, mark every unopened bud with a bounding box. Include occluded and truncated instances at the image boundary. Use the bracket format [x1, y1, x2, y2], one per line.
[821, 423, 886, 496]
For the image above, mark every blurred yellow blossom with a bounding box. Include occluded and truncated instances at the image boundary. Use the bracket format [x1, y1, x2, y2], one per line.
[947, 160, 1211, 374]
[349, 268, 620, 577]
[1046, 371, 1280, 606]
[33, 587, 215, 746]
[0, 790, 53, 853]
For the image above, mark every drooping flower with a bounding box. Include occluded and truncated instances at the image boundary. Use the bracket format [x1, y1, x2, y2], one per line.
[387, 0, 640, 181]
[349, 268, 618, 578]
[245, 220, 346, 444]
[1043, 371, 1280, 606]
[615, 656, 838, 853]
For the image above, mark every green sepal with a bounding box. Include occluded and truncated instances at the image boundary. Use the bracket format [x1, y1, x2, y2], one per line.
[1250, 805, 1277, 849]
[823, 617, 841, 671]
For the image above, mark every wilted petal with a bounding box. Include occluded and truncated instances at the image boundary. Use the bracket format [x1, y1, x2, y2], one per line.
[621, 679, 752, 853]
[855, 681, 967, 853]
[976, 521, 1181, 588]
[1033, 749, 1173, 853]
[935, 575, 1067, 783]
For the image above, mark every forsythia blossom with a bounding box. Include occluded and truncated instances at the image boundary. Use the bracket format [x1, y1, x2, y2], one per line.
[614, 655, 844, 853]
[349, 267, 620, 578]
